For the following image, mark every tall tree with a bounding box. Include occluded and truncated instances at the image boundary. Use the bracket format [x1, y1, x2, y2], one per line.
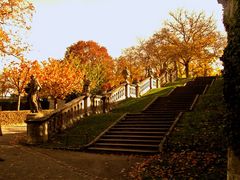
[156, 9, 226, 78]
[3, 59, 40, 110]
[0, 72, 12, 96]
[39, 59, 82, 109]
[65, 40, 114, 93]
[118, 46, 145, 83]
[0, 0, 34, 58]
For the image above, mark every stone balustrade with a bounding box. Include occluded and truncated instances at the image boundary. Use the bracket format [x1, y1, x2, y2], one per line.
[25, 95, 110, 144]
[25, 70, 177, 144]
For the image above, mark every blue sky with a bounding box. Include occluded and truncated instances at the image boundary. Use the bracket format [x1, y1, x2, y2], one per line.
[24, 0, 226, 61]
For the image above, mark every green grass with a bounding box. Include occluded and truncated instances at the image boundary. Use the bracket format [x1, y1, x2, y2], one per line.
[168, 78, 227, 152]
[129, 78, 227, 179]
[44, 78, 189, 148]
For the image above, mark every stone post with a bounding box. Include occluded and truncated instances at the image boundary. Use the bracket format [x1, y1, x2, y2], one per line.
[101, 95, 107, 114]
[125, 82, 129, 99]
[83, 95, 90, 116]
[91, 95, 97, 114]
[136, 83, 140, 98]
[149, 77, 153, 89]
[25, 113, 47, 144]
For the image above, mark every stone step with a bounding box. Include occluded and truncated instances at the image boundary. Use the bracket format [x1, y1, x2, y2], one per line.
[125, 114, 176, 118]
[145, 108, 185, 113]
[148, 105, 192, 109]
[125, 114, 176, 117]
[110, 127, 169, 131]
[126, 112, 176, 116]
[118, 121, 173, 124]
[148, 105, 193, 109]
[94, 143, 159, 150]
[141, 112, 179, 115]
[97, 138, 161, 144]
[106, 131, 166, 135]
[122, 117, 175, 121]
[87, 147, 158, 154]
[102, 134, 163, 140]
[115, 124, 171, 128]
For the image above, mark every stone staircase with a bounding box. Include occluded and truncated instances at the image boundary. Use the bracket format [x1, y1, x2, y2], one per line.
[86, 77, 215, 154]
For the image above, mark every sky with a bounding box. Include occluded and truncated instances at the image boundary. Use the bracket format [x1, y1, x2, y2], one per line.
[19, 0, 226, 61]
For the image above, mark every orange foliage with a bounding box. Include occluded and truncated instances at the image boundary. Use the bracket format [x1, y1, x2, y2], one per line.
[3, 59, 40, 110]
[150, 9, 226, 78]
[65, 40, 115, 92]
[0, 0, 34, 58]
[39, 58, 82, 108]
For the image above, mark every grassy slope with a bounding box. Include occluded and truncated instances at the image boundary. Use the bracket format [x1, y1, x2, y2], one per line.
[129, 78, 227, 179]
[45, 78, 189, 148]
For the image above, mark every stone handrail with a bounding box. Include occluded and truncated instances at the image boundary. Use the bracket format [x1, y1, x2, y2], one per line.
[129, 84, 137, 98]
[139, 77, 151, 96]
[25, 95, 108, 144]
[109, 84, 126, 103]
[25, 70, 177, 144]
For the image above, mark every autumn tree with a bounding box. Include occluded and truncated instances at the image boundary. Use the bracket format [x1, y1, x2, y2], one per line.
[65, 40, 114, 93]
[3, 59, 40, 110]
[137, 38, 177, 77]
[0, 0, 34, 58]
[39, 59, 82, 109]
[0, 72, 12, 96]
[155, 9, 226, 78]
[117, 46, 146, 83]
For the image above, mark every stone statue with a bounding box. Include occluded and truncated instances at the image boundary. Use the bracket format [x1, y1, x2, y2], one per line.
[122, 67, 130, 82]
[147, 67, 154, 77]
[26, 75, 42, 113]
[83, 75, 91, 95]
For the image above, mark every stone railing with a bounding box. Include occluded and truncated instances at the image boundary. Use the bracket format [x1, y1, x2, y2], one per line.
[25, 95, 109, 144]
[25, 70, 177, 144]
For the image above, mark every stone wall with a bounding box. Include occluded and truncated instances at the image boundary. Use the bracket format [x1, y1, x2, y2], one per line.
[0, 110, 53, 126]
[218, 0, 240, 179]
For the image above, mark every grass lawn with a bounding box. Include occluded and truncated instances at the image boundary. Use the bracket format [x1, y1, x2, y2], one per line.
[43, 78, 189, 148]
[129, 78, 227, 179]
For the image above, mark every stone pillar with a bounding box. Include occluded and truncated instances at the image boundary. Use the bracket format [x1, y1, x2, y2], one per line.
[136, 83, 140, 98]
[83, 95, 91, 116]
[101, 95, 107, 114]
[25, 113, 47, 144]
[125, 82, 129, 99]
[149, 77, 153, 89]
[91, 95, 97, 114]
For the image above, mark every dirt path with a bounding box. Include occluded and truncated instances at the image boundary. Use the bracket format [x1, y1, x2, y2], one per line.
[0, 126, 143, 180]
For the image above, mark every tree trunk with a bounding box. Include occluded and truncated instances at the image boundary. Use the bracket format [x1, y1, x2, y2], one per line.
[228, 148, 240, 180]
[0, 123, 2, 136]
[184, 62, 189, 78]
[174, 61, 178, 79]
[17, 94, 21, 111]
[203, 63, 208, 77]
[54, 98, 58, 109]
